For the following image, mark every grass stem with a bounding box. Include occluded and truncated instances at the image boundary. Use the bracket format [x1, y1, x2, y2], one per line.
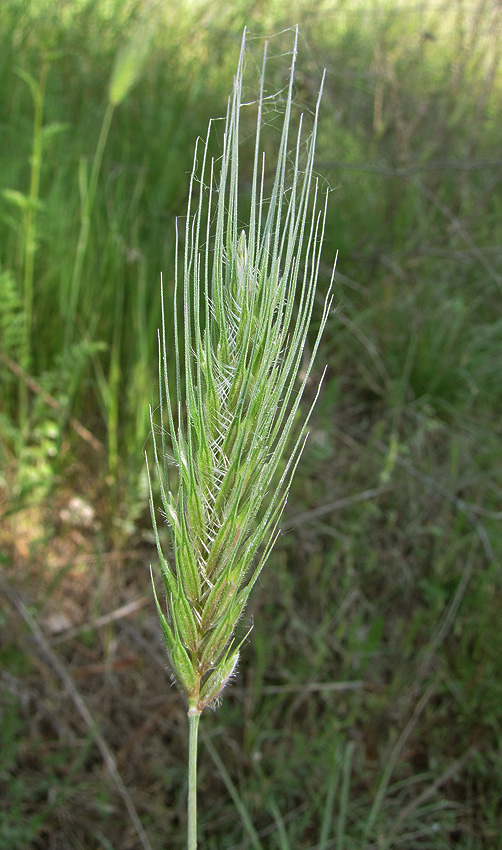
[65, 101, 115, 356]
[188, 708, 201, 850]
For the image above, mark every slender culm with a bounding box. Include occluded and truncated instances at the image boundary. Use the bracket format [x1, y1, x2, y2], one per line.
[147, 26, 334, 848]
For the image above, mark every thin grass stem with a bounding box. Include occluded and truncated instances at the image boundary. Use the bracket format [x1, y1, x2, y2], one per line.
[318, 743, 341, 850]
[337, 741, 355, 850]
[64, 101, 114, 356]
[188, 708, 201, 850]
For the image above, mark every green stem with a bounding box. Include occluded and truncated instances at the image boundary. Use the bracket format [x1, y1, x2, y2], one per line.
[188, 707, 201, 850]
[64, 100, 115, 356]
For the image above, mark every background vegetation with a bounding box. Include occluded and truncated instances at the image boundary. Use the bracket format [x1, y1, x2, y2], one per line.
[1, 0, 501, 848]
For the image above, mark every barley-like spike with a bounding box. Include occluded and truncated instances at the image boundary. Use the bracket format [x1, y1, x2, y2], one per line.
[148, 28, 334, 714]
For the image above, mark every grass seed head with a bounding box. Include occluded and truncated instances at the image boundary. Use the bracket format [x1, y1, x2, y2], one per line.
[109, 17, 154, 107]
[149, 27, 334, 713]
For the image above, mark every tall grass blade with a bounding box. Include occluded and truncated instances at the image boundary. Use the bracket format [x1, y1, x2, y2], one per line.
[204, 732, 265, 850]
[318, 742, 342, 850]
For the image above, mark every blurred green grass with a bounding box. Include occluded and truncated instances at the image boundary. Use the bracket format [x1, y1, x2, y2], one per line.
[1, 0, 501, 848]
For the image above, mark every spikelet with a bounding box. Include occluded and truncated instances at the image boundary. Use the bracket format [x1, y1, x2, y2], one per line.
[148, 27, 334, 715]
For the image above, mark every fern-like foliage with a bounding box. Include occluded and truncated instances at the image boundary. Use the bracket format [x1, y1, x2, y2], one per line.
[0, 269, 25, 365]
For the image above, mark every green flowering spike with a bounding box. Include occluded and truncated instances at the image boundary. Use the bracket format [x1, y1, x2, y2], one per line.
[149, 27, 334, 713]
